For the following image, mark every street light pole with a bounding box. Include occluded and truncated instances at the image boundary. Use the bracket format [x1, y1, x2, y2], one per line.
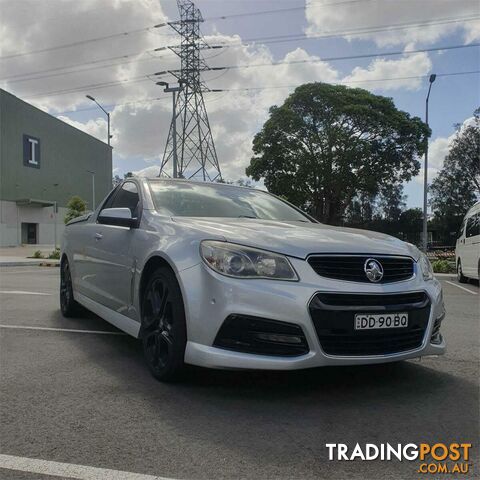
[86, 95, 112, 146]
[423, 73, 436, 252]
[157, 80, 185, 178]
[87, 170, 95, 211]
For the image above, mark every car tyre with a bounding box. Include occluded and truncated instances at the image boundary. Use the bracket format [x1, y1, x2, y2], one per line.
[60, 258, 83, 317]
[141, 267, 187, 382]
[457, 259, 468, 284]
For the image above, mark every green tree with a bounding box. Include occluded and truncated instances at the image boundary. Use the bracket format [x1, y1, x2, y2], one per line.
[377, 184, 406, 223]
[64, 196, 87, 224]
[398, 208, 423, 245]
[246, 82, 429, 224]
[430, 108, 480, 243]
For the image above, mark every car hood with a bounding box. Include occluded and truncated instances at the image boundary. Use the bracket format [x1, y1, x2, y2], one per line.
[171, 217, 420, 260]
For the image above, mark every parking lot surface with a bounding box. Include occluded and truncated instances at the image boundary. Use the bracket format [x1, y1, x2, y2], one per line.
[0, 267, 478, 479]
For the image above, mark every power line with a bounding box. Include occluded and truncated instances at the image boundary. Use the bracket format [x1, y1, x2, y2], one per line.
[2, 0, 477, 62]
[2, 53, 172, 85]
[21, 43, 479, 100]
[25, 76, 153, 99]
[4, 14, 476, 87]
[204, 0, 376, 21]
[159, 15, 479, 55]
[50, 69, 480, 118]
[205, 0, 478, 22]
[225, 15, 480, 48]
[55, 96, 171, 116]
[157, 42, 480, 77]
[3, 14, 475, 86]
[0, 23, 173, 60]
[208, 70, 480, 93]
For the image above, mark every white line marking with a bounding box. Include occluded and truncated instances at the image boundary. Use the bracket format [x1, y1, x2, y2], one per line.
[0, 290, 52, 296]
[0, 325, 125, 335]
[0, 454, 174, 480]
[0, 269, 56, 274]
[445, 281, 478, 295]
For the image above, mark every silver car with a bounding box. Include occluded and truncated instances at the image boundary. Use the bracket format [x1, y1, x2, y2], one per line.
[60, 178, 446, 381]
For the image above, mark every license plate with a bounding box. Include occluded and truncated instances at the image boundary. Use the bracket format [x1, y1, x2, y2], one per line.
[354, 313, 408, 330]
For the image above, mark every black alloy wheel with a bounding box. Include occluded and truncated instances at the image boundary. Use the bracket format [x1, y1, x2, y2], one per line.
[457, 259, 468, 284]
[141, 267, 187, 382]
[60, 258, 82, 317]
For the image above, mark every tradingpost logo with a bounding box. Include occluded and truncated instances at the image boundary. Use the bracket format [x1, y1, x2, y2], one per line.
[326, 443, 473, 474]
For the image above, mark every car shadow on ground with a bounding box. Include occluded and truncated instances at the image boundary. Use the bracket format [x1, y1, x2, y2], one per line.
[70, 315, 479, 451]
[74, 307, 477, 401]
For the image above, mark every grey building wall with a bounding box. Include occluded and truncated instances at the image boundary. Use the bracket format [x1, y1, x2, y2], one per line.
[0, 89, 112, 207]
[0, 89, 113, 246]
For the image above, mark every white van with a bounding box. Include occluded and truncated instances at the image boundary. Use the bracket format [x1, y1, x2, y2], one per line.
[456, 201, 480, 282]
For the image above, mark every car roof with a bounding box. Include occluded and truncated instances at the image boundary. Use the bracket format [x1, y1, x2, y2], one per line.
[466, 201, 480, 216]
[141, 177, 258, 191]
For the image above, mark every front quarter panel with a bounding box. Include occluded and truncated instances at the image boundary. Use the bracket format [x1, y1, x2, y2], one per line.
[131, 211, 226, 320]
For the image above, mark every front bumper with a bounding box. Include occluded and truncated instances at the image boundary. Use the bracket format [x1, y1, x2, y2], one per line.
[179, 258, 446, 370]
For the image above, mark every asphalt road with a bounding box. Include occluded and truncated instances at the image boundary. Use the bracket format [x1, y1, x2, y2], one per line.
[0, 267, 478, 480]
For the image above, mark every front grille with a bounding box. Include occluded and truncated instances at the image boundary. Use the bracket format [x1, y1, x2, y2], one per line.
[308, 255, 414, 283]
[314, 292, 426, 308]
[214, 314, 309, 356]
[309, 292, 430, 356]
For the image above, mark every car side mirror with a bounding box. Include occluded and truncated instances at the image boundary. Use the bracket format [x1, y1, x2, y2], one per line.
[97, 208, 137, 228]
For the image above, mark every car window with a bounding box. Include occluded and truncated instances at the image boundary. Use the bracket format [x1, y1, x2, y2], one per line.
[100, 187, 120, 212]
[148, 181, 312, 222]
[458, 218, 466, 238]
[465, 213, 480, 238]
[110, 182, 140, 217]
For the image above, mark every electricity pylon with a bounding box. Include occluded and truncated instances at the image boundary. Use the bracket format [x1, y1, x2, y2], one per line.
[159, 0, 222, 181]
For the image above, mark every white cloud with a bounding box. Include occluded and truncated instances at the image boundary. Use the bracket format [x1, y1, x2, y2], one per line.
[134, 165, 159, 177]
[305, 0, 480, 47]
[56, 32, 342, 181]
[463, 19, 480, 43]
[413, 115, 475, 184]
[1, 0, 474, 185]
[342, 52, 432, 91]
[57, 116, 108, 142]
[0, 0, 170, 112]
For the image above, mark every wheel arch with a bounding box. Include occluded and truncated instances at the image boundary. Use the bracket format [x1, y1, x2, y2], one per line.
[139, 256, 176, 303]
[60, 253, 68, 267]
[138, 255, 187, 338]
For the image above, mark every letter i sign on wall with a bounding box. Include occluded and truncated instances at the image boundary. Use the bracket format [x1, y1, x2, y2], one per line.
[23, 134, 41, 169]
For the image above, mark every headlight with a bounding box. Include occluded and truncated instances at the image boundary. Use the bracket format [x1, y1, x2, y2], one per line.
[200, 240, 298, 281]
[418, 252, 434, 281]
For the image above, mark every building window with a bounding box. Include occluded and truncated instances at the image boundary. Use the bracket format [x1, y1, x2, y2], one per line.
[23, 135, 41, 169]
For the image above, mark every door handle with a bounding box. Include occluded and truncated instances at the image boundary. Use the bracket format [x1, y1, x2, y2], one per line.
[94, 233, 103, 240]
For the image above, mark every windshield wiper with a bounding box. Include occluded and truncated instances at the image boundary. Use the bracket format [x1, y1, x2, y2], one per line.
[238, 215, 258, 219]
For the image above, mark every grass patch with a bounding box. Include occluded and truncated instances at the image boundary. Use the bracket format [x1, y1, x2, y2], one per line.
[431, 259, 455, 274]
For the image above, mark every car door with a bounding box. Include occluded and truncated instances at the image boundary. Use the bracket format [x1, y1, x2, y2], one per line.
[87, 181, 141, 314]
[464, 212, 480, 277]
[71, 187, 119, 301]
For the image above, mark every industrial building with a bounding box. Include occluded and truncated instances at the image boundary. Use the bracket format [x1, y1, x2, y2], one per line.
[0, 89, 112, 246]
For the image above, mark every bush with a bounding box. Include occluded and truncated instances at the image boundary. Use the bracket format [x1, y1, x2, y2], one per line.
[431, 259, 455, 274]
[65, 196, 87, 224]
[48, 248, 61, 260]
[33, 250, 44, 259]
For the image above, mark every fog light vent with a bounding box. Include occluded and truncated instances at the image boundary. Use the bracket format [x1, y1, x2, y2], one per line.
[430, 312, 445, 345]
[213, 314, 309, 356]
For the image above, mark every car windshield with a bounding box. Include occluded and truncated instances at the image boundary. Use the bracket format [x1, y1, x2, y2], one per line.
[148, 180, 312, 222]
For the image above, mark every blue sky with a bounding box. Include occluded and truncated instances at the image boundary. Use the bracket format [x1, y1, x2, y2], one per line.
[1, 0, 479, 210]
